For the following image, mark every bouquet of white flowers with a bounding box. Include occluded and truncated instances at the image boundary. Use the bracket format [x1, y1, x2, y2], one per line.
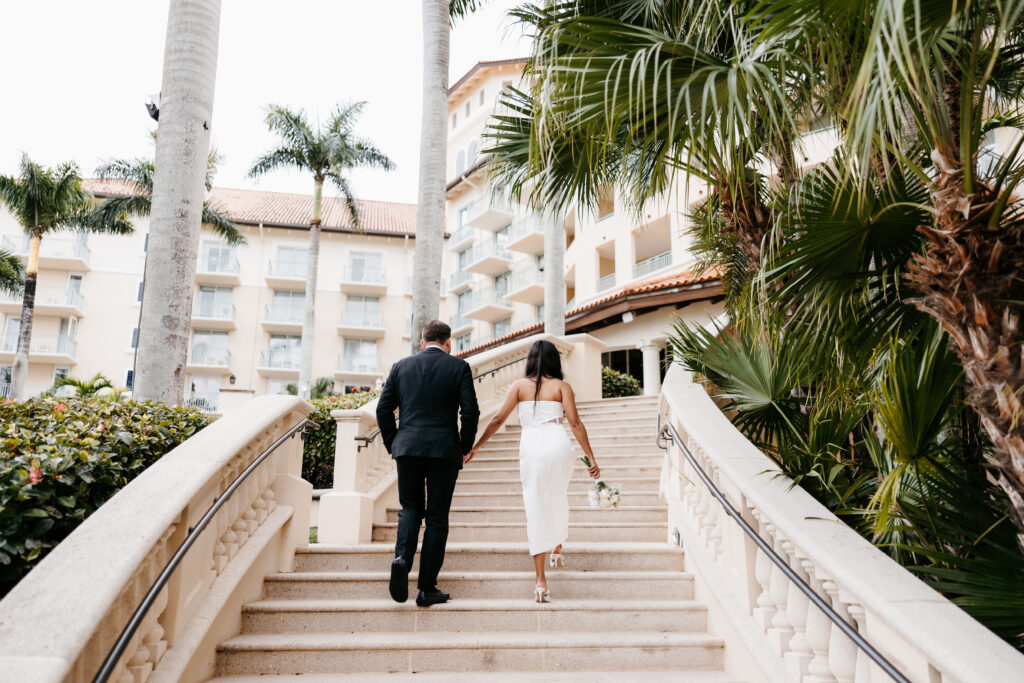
[579, 456, 621, 509]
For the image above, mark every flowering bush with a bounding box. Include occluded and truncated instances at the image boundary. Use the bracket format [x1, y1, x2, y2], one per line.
[301, 391, 380, 489]
[601, 366, 642, 398]
[0, 397, 211, 596]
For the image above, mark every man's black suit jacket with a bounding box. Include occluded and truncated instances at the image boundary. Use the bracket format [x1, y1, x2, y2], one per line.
[376, 346, 480, 468]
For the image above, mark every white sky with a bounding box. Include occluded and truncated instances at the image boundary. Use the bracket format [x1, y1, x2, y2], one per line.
[0, 0, 529, 204]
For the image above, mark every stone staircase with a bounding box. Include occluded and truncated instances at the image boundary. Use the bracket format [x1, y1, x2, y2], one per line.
[210, 396, 735, 680]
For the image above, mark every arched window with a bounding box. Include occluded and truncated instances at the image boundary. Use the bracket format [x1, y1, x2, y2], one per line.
[467, 140, 478, 166]
[456, 150, 466, 176]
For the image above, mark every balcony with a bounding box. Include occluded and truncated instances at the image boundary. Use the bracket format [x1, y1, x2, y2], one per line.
[449, 269, 474, 294]
[464, 242, 513, 277]
[3, 234, 91, 271]
[186, 346, 231, 373]
[597, 273, 617, 292]
[334, 354, 383, 381]
[463, 288, 514, 322]
[191, 300, 236, 330]
[195, 254, 241, 286]
[464, 195, 515, 231]
[256, 349, 301, 378]
[0, 288, 84, 317]
[633, 250, 672, 279]
[339, 266, 387, 295]
[504, 268, 545, 305]
[0, 334, 78, 364]
[505, 217, 545, 255]
[337, 309, 386, 338]
[265, 259, 307, 290]
[449, 313, 473, 335]
[448, 225, 475, 251]
[184, 394, 220, 414]
[475, 317, 542, 348]
[261, 305, 304, 334]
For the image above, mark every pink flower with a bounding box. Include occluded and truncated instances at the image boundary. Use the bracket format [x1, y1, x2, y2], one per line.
[2, 398, 13, 406]
[54, 403, 67, 413]
[28, 467, 42, 484]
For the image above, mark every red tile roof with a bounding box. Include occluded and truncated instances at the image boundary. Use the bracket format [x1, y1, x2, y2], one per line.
[83, 179, 420, 237]
[449, 57, 528, 96]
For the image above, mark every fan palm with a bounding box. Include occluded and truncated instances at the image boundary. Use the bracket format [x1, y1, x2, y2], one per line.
[0, 155, 133, 400]
[52, 372, 114, 397]
[248, 102, 394, 398]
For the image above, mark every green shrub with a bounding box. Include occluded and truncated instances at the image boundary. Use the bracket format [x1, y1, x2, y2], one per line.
[301, 391, 379, 489]
[0, 397, 211, 596]
[602, 366, 642, 398]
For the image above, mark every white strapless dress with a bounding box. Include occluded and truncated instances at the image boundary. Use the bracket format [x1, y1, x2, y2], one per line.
[518, 401, 576, 555]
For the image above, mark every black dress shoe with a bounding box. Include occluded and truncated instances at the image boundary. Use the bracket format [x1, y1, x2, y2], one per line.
[415, 588, 450, 607]
[389, 557, 409, 603]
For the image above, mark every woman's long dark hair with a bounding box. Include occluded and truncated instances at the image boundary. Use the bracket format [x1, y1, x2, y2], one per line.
[524, 340, 564, 407]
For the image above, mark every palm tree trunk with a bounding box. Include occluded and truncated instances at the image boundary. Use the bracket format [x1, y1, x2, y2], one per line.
[298, 178, 322, 400]
[543, 214, 566, 336]
[134, 0, 222, 404]
[409, 0, 450, 353]
[10, 230, 40, 400]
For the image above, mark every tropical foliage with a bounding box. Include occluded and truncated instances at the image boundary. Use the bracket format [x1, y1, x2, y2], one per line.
[485, 0, 1024, 648]
[286, 376, 337, 400]
[601, 366, 641, 398]
[0, 396, 211, 595]
[0, 248, 22, 295]
[301, 390, 379, 489]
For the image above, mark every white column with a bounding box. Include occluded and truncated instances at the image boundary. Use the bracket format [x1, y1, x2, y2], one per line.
[544, 214, 566, 336]
[641, 342, 662, 396]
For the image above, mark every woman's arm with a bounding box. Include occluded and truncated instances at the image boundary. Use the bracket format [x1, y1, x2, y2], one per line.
[465, 382, 520, 463]
[561, 382, 600, 479]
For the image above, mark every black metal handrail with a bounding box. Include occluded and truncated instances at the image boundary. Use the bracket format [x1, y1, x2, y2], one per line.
[657, 416, 910, 683]
[356, 355, 530, 448]
[93, 417, 319, 683]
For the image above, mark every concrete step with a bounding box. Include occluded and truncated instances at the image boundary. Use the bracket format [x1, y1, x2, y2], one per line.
[577, 397, 659, 408]
[209, 671, 741, 682]
[240, 598, 707, 634]
[471, 453, 659, 467]
[452, 476, 660, 494]
[389, 506, 667, 524]
[458, 464, 661, 481]
[502, 421, 658, 434]
[484, 434, 661, 448]
[262, 570, 694, 601]
[295, 542, 683, 573]
[450, 490, 663, 507]
[372, 522, 667, 543]
[473, 446, 665, 460]
[215, 630, 723, 676]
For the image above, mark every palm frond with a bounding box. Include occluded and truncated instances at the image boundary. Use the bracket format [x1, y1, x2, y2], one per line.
[201, 202, 246, 245]
[0, 248, 24, 294]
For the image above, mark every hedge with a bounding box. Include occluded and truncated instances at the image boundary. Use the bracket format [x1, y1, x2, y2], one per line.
[0, 397, 212, 596]
[602, 366, 642, 398]
[301, 391, 379, 489]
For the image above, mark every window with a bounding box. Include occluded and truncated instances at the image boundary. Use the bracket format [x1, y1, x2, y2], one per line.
[276, 246, 308, 278]
[191, 330, 229, 365]
[125, 369, 134, 389]
[457, 289, 473, 313]
[268, 334, 301, 368]
[496, 224, 511, 249]
[458, 207, 469, 229]
[597, 185, 615, 219]
[271, 289, 304, 322]
[536, 303, 545, 321]
[493, 316, 512, 337]
[479, 89, 486, 105]
[3, 318, 19, 351]
[455, 333, 472, 352]
[266, 378, 291, 395]
[456, 150, 466, 176]
[143, 234, 149, 252]
[451, 113, 457, 129]
[136, 281, 144, 302]
[348, 252, 383, 282]
[196, 285, 233, 318]
[465, 101, 471, 117]
[343, 338, 379, 372]
[457, 247, 472, 270]
[201, 241, 235, 272]
[189, 375, 222, 412]
[345, 295, 381, 326]
[130, 327, 139, 349]
[467, 140, 478, 167]
[494, 270, 511, 297]
[53, 367, 69, 382]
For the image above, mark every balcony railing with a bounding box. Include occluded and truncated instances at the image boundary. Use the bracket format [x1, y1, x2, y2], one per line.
[198, 254, 240, 275]
[450, 270, 473, 289]
[337, 355, 382, 374]
[466, 287, 511, 311]
[189, 346, 230, 367]
[264, 305, 304, 324]
[633, 250, 672, 279]
[1, 335, 77, 357]
[341, 266, 386, 285]
[450, 313, 472, 330]
[339, 309, 383, 327]
[0, 383, 10, 398]
[185, 395, 219, 413]
[467, 241, 513, 264]
[508, 267, 543, 292]
[9, 234, 91, 263]
[259, 349, 300, 370]
[475, 317, 543, 348]
[194, 300, 235, 320]
[597, 273, 617, 292]
[2, 288, 84, 310]
[449, 225, 474, 247]
[465, 195, 514, 224]
[267, 259, 307, 279]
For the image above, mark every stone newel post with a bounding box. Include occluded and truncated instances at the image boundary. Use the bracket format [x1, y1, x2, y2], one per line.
[316, 408, 375, 544]
[641, 341, 664, 396]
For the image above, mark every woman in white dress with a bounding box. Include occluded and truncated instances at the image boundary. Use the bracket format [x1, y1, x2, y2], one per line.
[467, 340, 601, 602]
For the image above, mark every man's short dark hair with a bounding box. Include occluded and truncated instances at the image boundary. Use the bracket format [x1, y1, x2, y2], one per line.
[422, 320, 451, 343]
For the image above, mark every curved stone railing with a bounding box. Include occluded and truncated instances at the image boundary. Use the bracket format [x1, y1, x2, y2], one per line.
[0, 395, 314, 683]
[318, 333, 604, 544]
[658, 364, 1024, 683]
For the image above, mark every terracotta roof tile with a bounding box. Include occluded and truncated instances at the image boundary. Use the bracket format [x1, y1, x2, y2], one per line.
[83, 179, 420, 237]
[449, 57, 529, 96]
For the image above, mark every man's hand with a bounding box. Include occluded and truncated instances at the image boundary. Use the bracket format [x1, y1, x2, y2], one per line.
[463, 447, 478, 465]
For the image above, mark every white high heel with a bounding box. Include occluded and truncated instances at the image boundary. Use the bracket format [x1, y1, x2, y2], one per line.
[548, 552, 564, 569]
[534, 586, 550, 603]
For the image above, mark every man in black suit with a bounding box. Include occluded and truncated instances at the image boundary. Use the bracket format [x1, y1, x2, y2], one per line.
[376, 320, 479, 606]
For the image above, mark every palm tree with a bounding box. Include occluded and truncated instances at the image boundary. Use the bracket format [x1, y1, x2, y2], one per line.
[248, 102, 395, 399]
[134, 0, 222, 405]
[52, 372, 114, 397]
[0, 248, 23, 295]
[0, 155, 132, 400]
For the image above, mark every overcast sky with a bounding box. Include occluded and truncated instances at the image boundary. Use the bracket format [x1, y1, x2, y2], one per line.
[0, 0, 529, 204]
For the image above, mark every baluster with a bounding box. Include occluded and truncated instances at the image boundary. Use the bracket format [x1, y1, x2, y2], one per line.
[846, 603, 871, 682]
[142, 621, 167, 671]
[824, 581, 857, 683]
[765, 523, 795, 654]
[782, 540, 813, 679]
[706, 464, 723, 558]
[750, 509, 776, 629]
[803, 561, 837, 683]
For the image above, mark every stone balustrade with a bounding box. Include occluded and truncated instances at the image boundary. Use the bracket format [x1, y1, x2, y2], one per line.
[0, 396, 314, 683]
[317, 333, 605, 545]
[658, 364, 1024, 683]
